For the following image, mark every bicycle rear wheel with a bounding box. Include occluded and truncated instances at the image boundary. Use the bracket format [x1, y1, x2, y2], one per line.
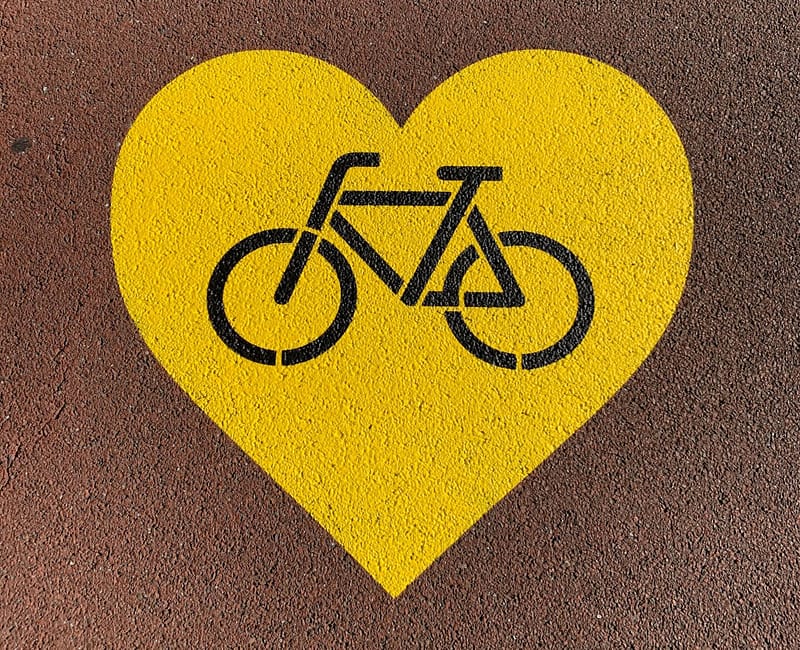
[443, 230, 594, 370]
[207, 228, 357, 366]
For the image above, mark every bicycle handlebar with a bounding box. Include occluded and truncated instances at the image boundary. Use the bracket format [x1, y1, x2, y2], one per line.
[306, 153, 380, 229]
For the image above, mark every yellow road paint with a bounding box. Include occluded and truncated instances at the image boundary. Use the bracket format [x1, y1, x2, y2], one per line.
[111, 50, 693, 596]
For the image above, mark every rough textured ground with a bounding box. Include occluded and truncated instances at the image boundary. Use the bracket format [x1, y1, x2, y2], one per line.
[2, 1, 799, 647]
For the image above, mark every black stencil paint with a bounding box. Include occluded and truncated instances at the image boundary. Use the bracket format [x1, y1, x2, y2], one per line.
[206, 152, 594, 369]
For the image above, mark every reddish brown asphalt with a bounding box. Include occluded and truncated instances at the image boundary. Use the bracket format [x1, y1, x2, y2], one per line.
[2, 1, 799, 647]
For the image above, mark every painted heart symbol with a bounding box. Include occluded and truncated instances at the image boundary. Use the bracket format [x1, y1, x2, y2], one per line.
[111, 50, 692, 596]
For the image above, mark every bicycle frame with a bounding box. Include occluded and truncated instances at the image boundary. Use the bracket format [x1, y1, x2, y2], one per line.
[274, 152, 525, 310]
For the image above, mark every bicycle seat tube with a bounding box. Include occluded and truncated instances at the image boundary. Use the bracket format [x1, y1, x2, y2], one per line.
[274, 152, 379, 305]
[400, 165, 503, 306]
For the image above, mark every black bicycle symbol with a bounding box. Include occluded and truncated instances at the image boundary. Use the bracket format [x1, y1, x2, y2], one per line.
[207, 152, 594, 369]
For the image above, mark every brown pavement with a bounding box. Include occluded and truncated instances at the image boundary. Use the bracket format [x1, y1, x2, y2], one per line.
[2, 1, 799, 647]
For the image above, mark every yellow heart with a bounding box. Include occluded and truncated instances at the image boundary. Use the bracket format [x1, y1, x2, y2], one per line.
[111, 50, 692, 596]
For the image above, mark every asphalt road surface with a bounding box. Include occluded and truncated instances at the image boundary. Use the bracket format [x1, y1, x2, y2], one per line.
[2, 1, 799, 647]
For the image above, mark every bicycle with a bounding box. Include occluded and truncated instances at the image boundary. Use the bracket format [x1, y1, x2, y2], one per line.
[207, 152, 594, 370]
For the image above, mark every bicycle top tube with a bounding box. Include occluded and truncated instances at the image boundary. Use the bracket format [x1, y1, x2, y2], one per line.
[339, 190, 451, 207]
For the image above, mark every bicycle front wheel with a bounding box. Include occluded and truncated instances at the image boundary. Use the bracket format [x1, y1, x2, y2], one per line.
[443, 230, 594, 370]
[207, 228, 357, 366]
